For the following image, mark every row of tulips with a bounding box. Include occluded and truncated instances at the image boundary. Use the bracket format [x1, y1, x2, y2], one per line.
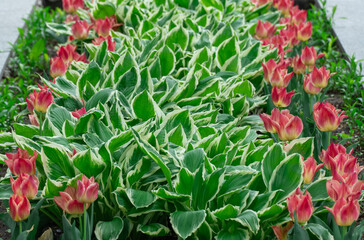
[254, 0, 362, 238]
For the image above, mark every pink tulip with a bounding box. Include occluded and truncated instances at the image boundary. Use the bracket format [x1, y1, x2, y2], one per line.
[302, 156, 323, 184]
[255, 20, 276, 40]
[54, 186, 85, 215]
[94, 18, 112, 37]
[296, 22, 312, 41]
[11, 174, 39, 199]
[270, 68, 293, 88]
[301, 46, 325, 67]
[251, 0, 271, 7]
[291, 55, 306, 74]
[303, 74, 321, 95]
[57, 44, 88, 64]
[309, 66, 334, 89]
[327, 180, 363, 202]
[272, 222, 293, 240]
[275, 0, 293, 17]
[271, 87, 295, 108]
[92, 35, 116, 52]
[261, 59, 280, 83]
[76, 176, 99, 203]
[71, 20, 91, 40]
[319, 143, 349, 169]
[259, 108, 281, 133]
[5, 149, 37, 176]
[50, 56, 68, 78]
[72, 107, 86, 119]
[313, 102, 347, 132]
[64, 14, 80, 23]
[287, 188, 314, 224]
[33, 88, 54, 113]
[325, 197, 360, 226]
[280, 24, 300, 47]
[62, 0, 84, 14]
[29, 114, 39, 126]
[9, 194, 30, 222]
[290, 8, 307, 25]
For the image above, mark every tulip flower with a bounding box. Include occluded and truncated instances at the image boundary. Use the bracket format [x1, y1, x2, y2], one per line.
[94, 18, 112, 37]
[255, 20, 276, 40]
[34, 88, 54, 113]
[5, 149, 37, 176]
[92, 35, 116, 52]
[319, 143, 349, 169]
[329, 153, 357, 177]
[65, 14, 80, 23]
[50, 56, 68, 78]
[270, 68, 293, 88]
[63, 0, 84, 14]
[71, 20, 91, 40]
[11, 174, 39, 199]
[29, 114, 39, 126]
[325, 197, 360, 226]
[76, 175, 99, 203]
[303, 75, 320, 95]
[72, 107, 86, 119]
[261, 59, 280, 83]
[301, 46, 325, 67]
[271, 87, 295, 108]
[296, 22, 312, 41]
[260, 108, 303, 141]
[309, 66, 334, 89]
[313, 102, 347, 132]
[54, 186, 85, 215]
[9, 194, 31, 222]
[26, 92, 36, 114]
[263, 34, 286, 48]
[276, 0, 293, 17]
[290, 8, 307, 25]
[280, 25, 300, 47]
[272, 222, 293, 240]
[287, 188, 314, 224]
[291, 55, 306, 74]
[327, 180, 363, 202]
[302, 156, 323, 184]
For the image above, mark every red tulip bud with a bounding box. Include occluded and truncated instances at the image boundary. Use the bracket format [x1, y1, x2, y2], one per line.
[71, 20, 91, 40]
[11, 174, 39, 199]
[271, 87, 295, 108]
[272, 221, 293, 240]
[76, 175, 99, 203]
[54, 186, 85, 215]
[301, 46, 324, 67]
[50, 56, 68, 78]
[319, 143, 350, 169]
[287, 188, 314, 224]
[255, 20, 276, 40]
[296, 22, 312, 41]
[9, 194, 30, 222]
[270, 68, 293, 88]
[62, 0, 84, 14]
[94, 18, 112, 37]
[313, 102, 347, 132]
[72, 107, 86, 119]
[302, 156, 323, 184]
[303, 74, 321, 95]
[310, 66, 334, 89]
[33, 88, 54, 113]
[5, 149, 37, 176]
[325, 197, 360, 226]
[291, 55, 306, 74]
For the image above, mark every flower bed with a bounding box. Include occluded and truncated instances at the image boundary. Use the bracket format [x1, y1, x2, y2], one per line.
[0, 0, 362, 239]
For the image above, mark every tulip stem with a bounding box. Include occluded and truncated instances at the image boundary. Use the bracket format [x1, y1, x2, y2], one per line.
[38, 113, 43, 136]
[83, 204, 87, 240]
[322, 131, 331, 150]
[79, 215, 83, 236]
[90, 202, 94, 233]
[19, 221, 22, 234]
[342, 226, 347, 240]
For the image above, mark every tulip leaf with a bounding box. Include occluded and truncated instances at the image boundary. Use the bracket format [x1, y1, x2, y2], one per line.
[170, 210, 206, 239]
[61, 214, 81, 240]
[137, 223, 170, 237]
[95, 217, 124, 240]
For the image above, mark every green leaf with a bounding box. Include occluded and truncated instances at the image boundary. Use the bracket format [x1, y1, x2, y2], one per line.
[306, 223, 334, 240]
[13, 123, 39, 138]
[95, 217, 124, 240]
[269, 154, 303, 202]
[125, 188, 157, 208]
[47, 104, 73, 132]
[78, 61, 102, 98]
[233, 210, 259, 234]
[152, 188, 190, 202]
[285, 137, 314, 159]
[93, 1, 116, 19]
[46, 22, 72, 35]
[132, 90, 156, 121]
[159, 45, 175, 76]
[137, 223, 170, 237]
[261, 144, 286, 188]
[42, 145, 75, 180]
[305, 178, 329, 201]
[201, 0, 224, 11]
[30, 39, 45, 62]
[73, 150, 105, 178]
[61, 214, 81, 240]
[212, 204, 239, 220]
[175, 168, 194, 195]
[217, 228, 249, 240]
[165, 25, 189, 50]
[288, 215, 310, 240]
[182, 149, 205, 173]
[170, 210, 206, 239]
